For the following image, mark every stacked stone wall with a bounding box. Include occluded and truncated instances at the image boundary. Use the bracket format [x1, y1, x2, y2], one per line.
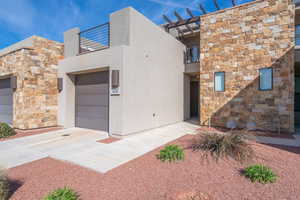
[199, 0, 295, 132]
[0, 36, 63, 129]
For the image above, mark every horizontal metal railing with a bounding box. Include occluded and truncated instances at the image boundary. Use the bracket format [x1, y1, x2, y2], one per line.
[185, 47, 200, 64]
[296, 34, 300, 46]
[79, 22, 110, 54]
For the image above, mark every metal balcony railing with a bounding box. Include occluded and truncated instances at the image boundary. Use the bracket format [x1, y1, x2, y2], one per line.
[185, 46, 200, 64]
[296, 33, 300, 46]
[79, 22, 110, 54]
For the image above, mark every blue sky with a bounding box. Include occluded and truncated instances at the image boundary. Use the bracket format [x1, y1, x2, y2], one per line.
[0, 0, 252, 49]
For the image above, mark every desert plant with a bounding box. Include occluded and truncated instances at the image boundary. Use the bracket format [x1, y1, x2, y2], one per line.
[191, 132, 254, 163]
[157, 145, 184, 162]
[244, 164, 277, 184]
[0, 123, 16, 139]
[0, 168, 9, 200]
[43, 187, 79, 200]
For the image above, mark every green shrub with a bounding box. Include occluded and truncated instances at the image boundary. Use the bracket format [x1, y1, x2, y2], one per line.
[0, 168, 9, 200]
[191, 133, 254, 163]
[244, 164, 277, 184]
[43, 187, 79, 200]
[0, 123, 16, 139]
[156, 145, 184, 162]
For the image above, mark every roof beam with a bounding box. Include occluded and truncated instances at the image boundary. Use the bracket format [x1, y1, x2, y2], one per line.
[213, 0, 220, 10]
[163, 14, 183, 35]
[186, 8, 194, 18]
[186, 8, 200, 27]
[198, 4, 207, 14]
[231, 0, 236, 6]
[164, 16, 200, 29]
[174, 11, 194, 34]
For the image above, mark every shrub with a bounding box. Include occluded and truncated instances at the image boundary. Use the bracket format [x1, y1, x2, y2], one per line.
[43, 187, 79, 200]
[0, 123, 16, 139]
[191, 132, 254, 163]
[244, 164, 277, 184]
[0, 168, 9, 200]
[157, 145, 184, 162]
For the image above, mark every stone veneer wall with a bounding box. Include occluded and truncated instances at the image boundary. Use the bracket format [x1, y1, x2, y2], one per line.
[199, 0, 295, 133]
[0, 36, 63, 129]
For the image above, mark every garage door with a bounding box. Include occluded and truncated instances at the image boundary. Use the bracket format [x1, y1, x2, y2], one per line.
[75, 71, 109, 131]
[0, 78, 13, 125]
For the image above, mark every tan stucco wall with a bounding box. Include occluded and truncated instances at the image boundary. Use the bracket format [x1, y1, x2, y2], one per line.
[0, 36, 63, 129]
[199, 0, 295, 133]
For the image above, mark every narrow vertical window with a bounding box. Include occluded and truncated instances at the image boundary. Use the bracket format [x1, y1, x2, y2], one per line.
[259, 68, 273, 90]
[214, 72, 225, 92]
[191, 46, 200, 63]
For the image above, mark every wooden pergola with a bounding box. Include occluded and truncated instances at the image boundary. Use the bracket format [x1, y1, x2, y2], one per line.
[163, 0, 238, 36]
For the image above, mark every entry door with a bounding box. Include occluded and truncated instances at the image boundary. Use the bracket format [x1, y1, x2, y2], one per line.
[0, 78, 13, 124]
[75, 71, 109, 131]
[190, 81, 199, 118]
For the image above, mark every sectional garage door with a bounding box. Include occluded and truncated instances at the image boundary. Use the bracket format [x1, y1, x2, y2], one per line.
[75, 71, 109, 131]
[0, 78, 13, 125]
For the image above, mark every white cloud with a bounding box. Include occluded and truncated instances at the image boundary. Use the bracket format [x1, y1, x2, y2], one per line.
[147, 0, 199, 11]
[0, 0, 36, 30]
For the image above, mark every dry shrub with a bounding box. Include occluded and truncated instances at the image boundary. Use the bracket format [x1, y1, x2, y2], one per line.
[191, 132, 254, 163]
[0, 167, 9, 200]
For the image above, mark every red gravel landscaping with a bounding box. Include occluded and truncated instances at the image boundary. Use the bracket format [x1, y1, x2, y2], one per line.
[7, 134, 300, 200]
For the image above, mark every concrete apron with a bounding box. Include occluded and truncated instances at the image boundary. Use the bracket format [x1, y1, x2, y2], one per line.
[0, 122, 199, 173]
[255, 134, 300, 147]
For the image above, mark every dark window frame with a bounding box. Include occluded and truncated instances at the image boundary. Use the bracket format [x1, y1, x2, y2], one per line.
[259, 67, 273, 91]
[214, 71, 225, 92]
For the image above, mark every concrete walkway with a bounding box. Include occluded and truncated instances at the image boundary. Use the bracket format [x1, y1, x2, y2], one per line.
[0, 122, 199, 173]
[256, 134, 300, 147]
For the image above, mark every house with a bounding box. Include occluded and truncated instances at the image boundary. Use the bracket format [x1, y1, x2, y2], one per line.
[0, 0, 297, 136]
[0, 36, 63, 129]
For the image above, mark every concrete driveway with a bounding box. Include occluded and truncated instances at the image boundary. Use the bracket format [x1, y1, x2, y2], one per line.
[0, 122, 199, 173]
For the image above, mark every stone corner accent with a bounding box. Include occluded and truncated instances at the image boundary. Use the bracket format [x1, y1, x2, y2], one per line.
[0, 36, 64, 129]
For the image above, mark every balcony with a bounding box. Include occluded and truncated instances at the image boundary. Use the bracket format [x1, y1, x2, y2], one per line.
[185, 46, 200, 64]
[296, 0, 300, 7]
[185, 46, 200, 74]
[79, 22, 110, 54]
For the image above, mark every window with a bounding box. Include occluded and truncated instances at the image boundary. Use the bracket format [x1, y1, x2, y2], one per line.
[259, 68, 273, 90]
[214, 72, 225, 92]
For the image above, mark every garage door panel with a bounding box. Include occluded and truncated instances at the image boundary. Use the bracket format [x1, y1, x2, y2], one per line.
[0, 95, 13, 105]
[0, 88, 12, 95]
[75, 71, 109, 131]
[0, 114, 13, 124]
[76, 117, 108, 131]
[76, 106, 108, 118]
[76, 72, 109, 85]
[0, 105, 13, 114]
[76, 84, 108, 95]
[76, 94, 108, 106]
[0, 78, 12, 124]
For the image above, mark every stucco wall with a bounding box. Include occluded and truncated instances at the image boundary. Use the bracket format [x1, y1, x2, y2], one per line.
[0, 36, 63, 129]
[120, 8, 185, 135]
[58, 7, 185, 135]
[199, 0, 295, 132]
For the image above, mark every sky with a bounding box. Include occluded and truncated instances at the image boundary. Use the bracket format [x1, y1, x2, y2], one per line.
[0, 0, 252, 49]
